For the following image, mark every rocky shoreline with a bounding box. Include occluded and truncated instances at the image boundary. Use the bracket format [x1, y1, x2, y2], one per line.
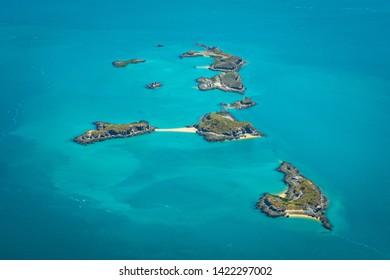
[221, 97, 256, 110]
[73, 121, 155, 145]
[193, 111, 263, 142]
[256, 162, 332, 230]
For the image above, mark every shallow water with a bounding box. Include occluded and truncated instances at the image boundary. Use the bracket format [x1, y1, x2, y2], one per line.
[0, 0, 389, 259]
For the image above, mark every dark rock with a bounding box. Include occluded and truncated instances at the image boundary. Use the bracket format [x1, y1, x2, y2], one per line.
[145, 82, 163, 89]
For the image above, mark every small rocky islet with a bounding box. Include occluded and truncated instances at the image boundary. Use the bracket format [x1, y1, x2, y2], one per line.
[145, 82, 163, 89]
[112, 58, 146, 68]
[256, 162, 332, 230]
[221, 97, 256, 110]
[197, 72, 245, 94]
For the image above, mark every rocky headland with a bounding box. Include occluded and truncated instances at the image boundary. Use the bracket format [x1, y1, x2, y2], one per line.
[74, 121, 155, 145]
[193, 111, 263, 142]
[256, 162, 332, 230]
[221, 97, 256, 110]
[112, 58, 146, 68]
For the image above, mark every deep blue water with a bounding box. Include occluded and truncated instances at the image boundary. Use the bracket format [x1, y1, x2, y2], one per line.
[0, 0, 389, 259]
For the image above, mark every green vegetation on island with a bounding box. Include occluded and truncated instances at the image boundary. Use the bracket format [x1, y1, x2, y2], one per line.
[221, 97, 256, 110]
[74, 121, 155, 145]
[256, 162, 332, 230]
[180, 44, 247, 93]
[193, 111, 263, 142]
[112, 58, 146, 68]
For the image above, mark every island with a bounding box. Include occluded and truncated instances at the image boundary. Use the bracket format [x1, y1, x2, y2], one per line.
[193, 111, 264, 142]
[197, 72, 245, 94]
[180, 44, 228, 59]
[112, 58, 146, 68]
[221, 97, 256, 110]
[73, 121, 155, 145]
[180, 44, 247, 93]
[256, 162, 332, 230]
[145, 82, 163, 89]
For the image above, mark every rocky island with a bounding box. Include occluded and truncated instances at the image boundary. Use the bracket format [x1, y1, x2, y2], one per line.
[73, 121, 155, 145]
[256, 162, 332, 230]
[145, 82, 163, 89]
[180, 44, 247, 93]
[221, 97, 256, 110]
[197, 72, 245, 94]
[193, 111, 263, 142]
[180, 44, 228, 59]
[112, 58, 146, 68]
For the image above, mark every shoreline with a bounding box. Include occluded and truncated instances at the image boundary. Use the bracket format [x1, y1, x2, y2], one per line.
[277, 189, 287, 198]
[285, 211, 320, 222]
[236, 134, 262, 140]
[155, 127, 197, 133]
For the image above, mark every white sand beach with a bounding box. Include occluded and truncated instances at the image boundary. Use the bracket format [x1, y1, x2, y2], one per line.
[155, 127, 197, 133]
[236, 134, 262, 140]
[285, 210, 320, 222]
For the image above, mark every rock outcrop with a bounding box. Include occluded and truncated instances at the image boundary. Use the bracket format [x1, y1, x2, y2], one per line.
[145, 82, 163, 89]
[221, 97, 256, 110]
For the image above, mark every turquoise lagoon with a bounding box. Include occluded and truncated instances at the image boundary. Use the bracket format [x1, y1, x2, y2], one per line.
[0, 0, 389, 259]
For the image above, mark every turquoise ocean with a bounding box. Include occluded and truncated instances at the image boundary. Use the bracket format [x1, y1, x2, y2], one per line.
[1, 0, 389, 259]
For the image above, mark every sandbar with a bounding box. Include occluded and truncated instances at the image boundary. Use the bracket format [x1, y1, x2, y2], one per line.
[155, 127, 197, 133]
